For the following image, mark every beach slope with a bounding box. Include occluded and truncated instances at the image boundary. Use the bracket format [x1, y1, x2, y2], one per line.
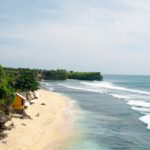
[0, 89, 75, 150]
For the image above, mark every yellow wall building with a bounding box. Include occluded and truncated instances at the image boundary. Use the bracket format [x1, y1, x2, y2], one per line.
[12, 93, 26, 111]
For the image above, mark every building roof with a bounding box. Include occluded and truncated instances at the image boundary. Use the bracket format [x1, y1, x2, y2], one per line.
[16, 92, 26, 100]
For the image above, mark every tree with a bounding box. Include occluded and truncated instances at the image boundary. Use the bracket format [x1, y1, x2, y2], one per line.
[68, 72, 103, 81]
[0, 65, 14, 124]
[0, 65, 3, 79]
[15, 69, 39, 99]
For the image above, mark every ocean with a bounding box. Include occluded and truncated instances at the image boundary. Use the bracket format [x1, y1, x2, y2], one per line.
[40, 75, 150, 150]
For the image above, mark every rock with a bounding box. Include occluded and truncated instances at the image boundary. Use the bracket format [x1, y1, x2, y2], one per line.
[0, 133, 8, 140]
[0, 114, 8, 124]
[6, 122, 15, 130]
[1, 140, 7, 144]
[35, 113, 40, 117]
[20, 113, 32, 120]
[21, 123, 26, 126]
[0, 124, 6, 131]
[41, 103, 46, 106]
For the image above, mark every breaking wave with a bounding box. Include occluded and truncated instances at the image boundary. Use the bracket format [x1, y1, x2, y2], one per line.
[81, 81, 150, 95]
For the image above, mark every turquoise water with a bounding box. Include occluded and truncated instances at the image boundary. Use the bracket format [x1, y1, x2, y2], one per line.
[41, 75, 150, 150]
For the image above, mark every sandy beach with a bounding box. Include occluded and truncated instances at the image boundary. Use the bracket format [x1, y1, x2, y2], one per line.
[0, 89, 76, 150]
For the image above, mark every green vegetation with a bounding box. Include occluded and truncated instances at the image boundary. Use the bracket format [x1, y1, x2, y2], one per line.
[68, 72, 103, 81]
[41, 70, 103, 81]
[42, 70, 68, 80]
[0, 65, 14, 127]
[0, 65, 39, 136]
[14, 69, 39, 99]
[4, 67, 103, 81]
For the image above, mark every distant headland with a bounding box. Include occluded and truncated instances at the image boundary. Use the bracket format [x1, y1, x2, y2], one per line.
[4, 67, 103, 81]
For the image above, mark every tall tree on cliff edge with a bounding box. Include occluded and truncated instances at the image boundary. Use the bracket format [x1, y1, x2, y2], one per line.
[14, 69, 39, 99]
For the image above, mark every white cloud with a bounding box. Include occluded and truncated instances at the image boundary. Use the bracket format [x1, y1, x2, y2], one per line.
[0, 0, 150, 74]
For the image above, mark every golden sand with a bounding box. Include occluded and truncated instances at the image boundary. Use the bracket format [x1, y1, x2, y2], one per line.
[0, 89, 76, 150]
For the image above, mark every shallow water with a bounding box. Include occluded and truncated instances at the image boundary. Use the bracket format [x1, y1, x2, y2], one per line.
[41, 75, 150, 150]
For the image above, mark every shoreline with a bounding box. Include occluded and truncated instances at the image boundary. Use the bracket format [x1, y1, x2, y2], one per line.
[0, 89, 77, 150]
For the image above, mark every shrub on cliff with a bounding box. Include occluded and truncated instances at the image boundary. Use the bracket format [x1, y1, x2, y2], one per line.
[68, 72, 103, 81]
[0, 65, 14, 123]
[42, 69, 68, 80]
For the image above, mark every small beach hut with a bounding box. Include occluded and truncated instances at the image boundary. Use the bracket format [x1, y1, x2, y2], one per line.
[12, 93, 29, 113]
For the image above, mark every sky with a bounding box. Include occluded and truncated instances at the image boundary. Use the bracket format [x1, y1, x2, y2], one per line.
[0, 0, 150, 75]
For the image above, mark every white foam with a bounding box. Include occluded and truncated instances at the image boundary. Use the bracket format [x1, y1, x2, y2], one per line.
[48, 87, 54, 91]
[111, 94, 130, 99]
[58, 84, 104, 93]
[40, 82, 52, 87]
[127, 100, 150, 108]
[131, 106, 150, 112]
[40, 81, 45, 84]
[126, 94, 150, 101]
[81, 81, 150, 95]
[45, 83, 52, 87]
[139, 115, 150, 129]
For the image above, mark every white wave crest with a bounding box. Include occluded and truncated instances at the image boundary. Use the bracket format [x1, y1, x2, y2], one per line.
[58, 84, 102, 93]
[81, 81, 150, 95]
[111, 94, 130, 99]
[131, 106, 150, 112]
[127, 100, 150, 108]
[139, 115, 150, 129]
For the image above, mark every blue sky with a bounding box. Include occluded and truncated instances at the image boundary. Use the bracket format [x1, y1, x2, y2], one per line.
[0, 0, 150, 75]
